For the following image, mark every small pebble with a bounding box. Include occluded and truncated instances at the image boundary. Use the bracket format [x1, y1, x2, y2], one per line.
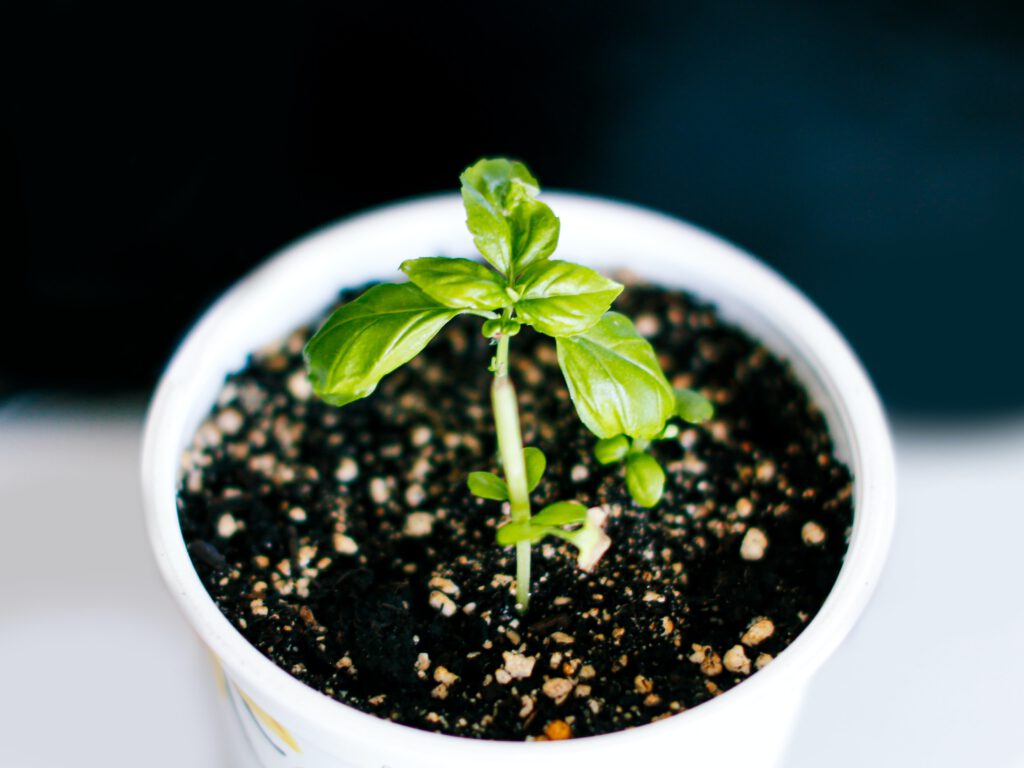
[741, 617, 775, 646]
[369, 477, 390, 504]
[756, 460, 776, 482]
[415, 652, 431, 677]
[723, 645, 752, 675]
[332, 533, 359, 555]
[216, 513, 239, 538]
[335, 457, 359, 483]
[404, 484, 427, 507]
[542, 678, 574, 702]
[215, 408, 244, 435]
[410, 425, 432, 447]
[802, 521, 827, 545]
[429, 590, 457, 617]
[502, 651, 536, 680]
[403, 511, 434, 538]
[740, 527, 768, 560]
[544, 719, 572, 740]
[634, 313, 660, 336]
[286, 370, 313, 401]
[433, 666, 458, 685]
[427, 576, 460, 597]
[519, 695, 535, 719]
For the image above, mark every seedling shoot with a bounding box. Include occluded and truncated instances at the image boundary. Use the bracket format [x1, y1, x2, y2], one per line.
[304, 158, 712, 611]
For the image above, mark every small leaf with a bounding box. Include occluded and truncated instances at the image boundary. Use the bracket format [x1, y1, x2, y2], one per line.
[496, 521, 548, 546]
[514, 260, 623, 337]
[594, 435, 630, 465]
[675, 387, 715, 423]
[304, 283, 459, 407]
[550, 508, 612, 572]
[400, 257, 510, 310]
[467, 472, 509, 501]
[482, 317, 522, 339]
[625, 453, 666, 508]
[531, 501, 588, 527]
[556, 312, 676, 439]
[508, 197, 560, 270]
[460, 159, 540, 273]
[524, 447, 547, 492]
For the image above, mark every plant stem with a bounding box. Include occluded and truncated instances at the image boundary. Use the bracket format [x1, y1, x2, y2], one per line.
[631, 437, 650, 455]
[491, 309, 532, 611]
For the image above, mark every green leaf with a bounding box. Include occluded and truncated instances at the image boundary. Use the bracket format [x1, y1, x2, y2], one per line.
[555, 312, 676, 440]
[514, 260, 623, 337]
[304, 283, 459, 407]
[531, 501, 588, 527]
[467, 472, 509, 501]
[399, 257, 510, 310]
[496, 521, 548, 546]
[524, 447, 547, 492]
[498, 507, 612, 572]
[508, 197, 560, 270]
[594, 435, 630, 465]
[675, 387, 715, 423]
[625, 453, 666, 508]
[459, 158, 558, 273]
[482, 317, 522, 339]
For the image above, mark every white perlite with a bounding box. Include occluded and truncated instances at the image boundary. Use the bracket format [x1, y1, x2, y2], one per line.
[217, 513, 239, 538]
[741, 617, 775, 646]
[286, 370, 313, 401]
[332, 533, 359, 555]
[404, 511, 434, 538]
[501, 651, 536, 680]
[335, 457, 358, 482]
[542, 678, 574, 702]
[723, 645, 752, 674]
[740, 527, 768, 560]
[429, 590, 457, 617]
[215, 408, 244, 435]
[801, 520, 827, 545]
[369, 477, 390, 504]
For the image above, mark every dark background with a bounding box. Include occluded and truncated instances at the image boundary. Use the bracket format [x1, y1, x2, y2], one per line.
[6, 1, 1023, 416]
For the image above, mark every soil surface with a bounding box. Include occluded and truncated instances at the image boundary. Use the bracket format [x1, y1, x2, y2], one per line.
[178, 284, 853, 740]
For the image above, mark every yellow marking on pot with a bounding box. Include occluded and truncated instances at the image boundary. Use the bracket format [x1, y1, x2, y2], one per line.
[236, 686, 302, 753]
[206, 649, 227, 698]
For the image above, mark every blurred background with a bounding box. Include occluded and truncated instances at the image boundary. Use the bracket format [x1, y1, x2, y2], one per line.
[5, 0, 1023, 415]
[3, 2, 1023, 767]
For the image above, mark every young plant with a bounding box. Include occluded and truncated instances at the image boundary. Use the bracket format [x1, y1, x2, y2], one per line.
[594, 387, 715, 507]
[304, 157, 712, 611]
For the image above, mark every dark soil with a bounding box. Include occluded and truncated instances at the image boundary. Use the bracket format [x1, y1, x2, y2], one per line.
[178, 284, 853, 741]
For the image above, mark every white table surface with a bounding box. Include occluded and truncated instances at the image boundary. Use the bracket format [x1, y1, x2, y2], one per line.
[2, 397, 1023, 767]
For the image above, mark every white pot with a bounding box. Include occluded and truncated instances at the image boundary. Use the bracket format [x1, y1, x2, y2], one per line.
[142, 192, 895, 768]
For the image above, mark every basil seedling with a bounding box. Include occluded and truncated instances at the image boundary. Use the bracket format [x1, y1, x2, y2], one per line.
[304, 158, 712, 611]
[593, 387, 715, 508]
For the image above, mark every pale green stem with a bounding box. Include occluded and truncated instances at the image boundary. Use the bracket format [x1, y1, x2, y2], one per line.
[491, 309, 532, 611]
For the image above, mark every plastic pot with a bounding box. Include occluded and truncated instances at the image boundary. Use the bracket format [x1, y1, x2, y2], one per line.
[142, 192, 895, 767]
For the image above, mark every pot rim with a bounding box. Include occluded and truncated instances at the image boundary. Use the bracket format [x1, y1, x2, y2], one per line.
[141, 191, 895, 757]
